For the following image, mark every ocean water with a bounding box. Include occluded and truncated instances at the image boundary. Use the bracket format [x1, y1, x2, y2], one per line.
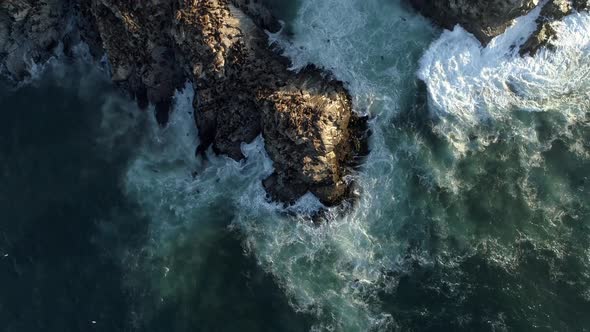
[1, 1, 590, 331]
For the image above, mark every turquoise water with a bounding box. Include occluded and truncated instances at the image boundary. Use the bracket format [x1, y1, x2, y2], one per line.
[2, 1, 590, 331]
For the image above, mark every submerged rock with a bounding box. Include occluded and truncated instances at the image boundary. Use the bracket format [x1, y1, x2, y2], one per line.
[1, 0, 367, 207]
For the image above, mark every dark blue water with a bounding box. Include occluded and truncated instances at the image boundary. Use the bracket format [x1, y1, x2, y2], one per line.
[0, 65, 311, 332]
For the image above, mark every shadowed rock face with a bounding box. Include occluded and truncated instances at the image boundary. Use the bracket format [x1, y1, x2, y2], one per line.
[0, 0, 70, 80]
[1, 0, 367, 207]
[89, 0, 185, 124]
[230, 0, 282, 33]
[172, 0, 286, 160]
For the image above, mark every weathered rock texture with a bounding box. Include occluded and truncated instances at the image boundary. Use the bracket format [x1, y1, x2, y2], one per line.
[408, 0, 540, 44]
[1, 0, 367, 206]
[409, 0, 589, 54]
[0, 0, 70, 80]
[520, 0, 589, 55]
[172, 0, 367, 205]
[88, 0, 185, 124]
[261, 68, 365, 204]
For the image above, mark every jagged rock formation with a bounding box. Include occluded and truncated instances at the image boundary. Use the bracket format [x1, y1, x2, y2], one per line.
[0, 0, 70, 80]
[408, 0, 540, 44]
[88, 0, 185, 124]
[261, 69, 366, 204]
[173, 1, 366, 205]
[409, 0, 588, 54]
[520, 0, 589, 55]
[0, 0, 367, 206]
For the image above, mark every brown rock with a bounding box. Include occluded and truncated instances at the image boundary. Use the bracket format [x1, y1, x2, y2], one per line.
[1, 0, 368, 207]
[261, 67, 365, 206]
[0, 0, 70, 80]
[88, 0, 185, 123]
[520, 0, 589, 56]
[408, 0, 539, 44]
[408, 0, 588, 56]
[172, 1, 367, 205]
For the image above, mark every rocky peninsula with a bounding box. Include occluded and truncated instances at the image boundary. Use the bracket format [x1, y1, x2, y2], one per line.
[0, 0, 368, 206]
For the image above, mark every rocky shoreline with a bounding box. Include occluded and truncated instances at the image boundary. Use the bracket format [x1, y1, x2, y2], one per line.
[409, 0, 589, 54]
[1, 0, 368, 207]
[408, 0, 540, 44]
[2, 0, 587, 207]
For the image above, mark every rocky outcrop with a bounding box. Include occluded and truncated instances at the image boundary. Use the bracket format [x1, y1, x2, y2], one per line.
[409, 0, 588, 55]
[261, 68, 367, 204]
[87, 0, 185, 124]
[0, 0, 71, 80]
[408, 0, 539, 44]
[169, 1, 367, 205]
[520, 0, 589, 55]
[1, 0, 367, 207]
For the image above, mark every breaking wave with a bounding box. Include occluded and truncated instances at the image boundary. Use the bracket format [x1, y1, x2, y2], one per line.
[419, 9, 590, 155]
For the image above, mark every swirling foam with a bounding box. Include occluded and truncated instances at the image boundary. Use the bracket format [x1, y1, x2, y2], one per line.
[419, 9, 590, 155]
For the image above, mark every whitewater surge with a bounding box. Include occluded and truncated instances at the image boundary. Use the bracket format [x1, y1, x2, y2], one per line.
[236, 3, 590, 331]
[235, 0, 438, 330]
[104, 1, 434, 330]
[419, 9, 590, 155]
[122, 83, 277, 232]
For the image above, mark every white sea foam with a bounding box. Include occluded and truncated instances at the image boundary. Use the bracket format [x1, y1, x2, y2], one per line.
[232, 3, 590, 331]
[119, 83, 279, 270]
[233, 0, 436, 329]
[419, 9, 590, 155]
[113, 1, 434, 328]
